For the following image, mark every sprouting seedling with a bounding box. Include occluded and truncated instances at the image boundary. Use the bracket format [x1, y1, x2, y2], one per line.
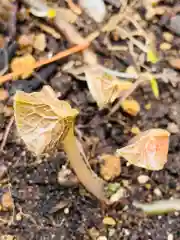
[116, 129, 170, 170]
[14, 86, 109, 204]
[85, 65, 133, 109]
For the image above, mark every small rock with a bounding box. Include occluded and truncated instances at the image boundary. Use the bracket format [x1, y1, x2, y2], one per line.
[88, 227, 100, 240]
[18, 34, 34, 48]
[97, 237, 107, 240]
[163, 32, 174, 42]
[131, 126, 140, 135]
[1, 191, 14, 210]
[100, 154, 121, 181]
[0, 235, 15, 240]
[167, 233, 173, 240]
[79, 0, 107, 23]
[108, 228, 116, 237]
[160, 42, 171, 50]
[169, 15, 180, 35]
[153, 188, 162, 197]
[16, 212, 22, 221]
[145, 103, 151, 110]
[64, 207, 69, 214]
[121, 99, 140, 116]
[167, 122, 179, 133]
[110, 187, 126, 203]
[137, 175, 149, 184]
[33, 33, 46, 52]
[50, 74, 72, 96]
[168, 58, 180, 70]
[103, 216, 116, 226]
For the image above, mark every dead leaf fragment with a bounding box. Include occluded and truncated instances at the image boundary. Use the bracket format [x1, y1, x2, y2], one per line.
[116, 128, 170, 170]
[100, 154, 121, 181]
[168, 58, 180, 70]
[121, 99, 140, 116]
[33, 33, 46, 51]
[11, 54, 36, 79]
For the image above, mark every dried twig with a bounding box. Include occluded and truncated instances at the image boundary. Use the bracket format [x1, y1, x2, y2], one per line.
[0, 43, 89, 85]
[66, 0, 82, 15]
[0, 116, 14, 151]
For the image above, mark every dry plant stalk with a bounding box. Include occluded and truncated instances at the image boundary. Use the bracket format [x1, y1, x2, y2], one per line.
[116, 129, 170, 170]
[13, 86, 109, 204]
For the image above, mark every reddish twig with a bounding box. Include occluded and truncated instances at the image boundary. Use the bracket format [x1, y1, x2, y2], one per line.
[0, 116, 14, 151]
[0, 43, 89, 85]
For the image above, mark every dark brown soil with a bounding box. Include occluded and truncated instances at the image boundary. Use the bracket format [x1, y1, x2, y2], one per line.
[1, 0, 180, 240]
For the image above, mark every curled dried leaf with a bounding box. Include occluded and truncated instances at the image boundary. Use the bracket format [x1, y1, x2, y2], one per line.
[116, 129, 170, 170]
[85, 65, 132, 109]
[14, 86, 78, 155]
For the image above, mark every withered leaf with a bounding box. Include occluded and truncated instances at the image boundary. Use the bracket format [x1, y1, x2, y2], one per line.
[85, 65, 132, 109]
[14, 85, 78, 155]
[116, 129, 170, 170]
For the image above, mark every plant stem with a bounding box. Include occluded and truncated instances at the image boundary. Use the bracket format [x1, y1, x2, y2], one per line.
[63, 131, 109, 204]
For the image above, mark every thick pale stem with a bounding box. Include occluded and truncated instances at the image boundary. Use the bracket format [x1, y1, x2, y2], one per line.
[63, 131, 109, 204]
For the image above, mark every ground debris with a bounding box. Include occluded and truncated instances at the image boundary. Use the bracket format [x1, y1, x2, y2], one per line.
[99, 154, 121, 181]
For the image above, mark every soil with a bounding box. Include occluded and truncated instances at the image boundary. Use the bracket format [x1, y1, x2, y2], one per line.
[1, 0, 180, 240]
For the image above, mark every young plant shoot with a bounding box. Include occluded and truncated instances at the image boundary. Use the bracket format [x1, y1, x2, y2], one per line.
[13, 86, 109, 204]
[116, 129, 170, 170]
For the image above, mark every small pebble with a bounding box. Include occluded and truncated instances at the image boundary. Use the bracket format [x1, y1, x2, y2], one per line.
[131, 126, 140, 135]
[153, 188, 162, 197]
[97, 236, 107, 240]
[16, 212, 22, 221]
[160, 42, 171, 51]
[103, 216, 116, 226]
[110, 187, 126, 203]
[167, 122, 179, 133]
[170, 15, 180, 35]
[88, 227, 100, 239]
[108, 228, 116, 237]
[163, 32, 174, 42]
[64, 208, 69, 214]
[137, 175, 149, 184]
[167, 233, 173, 240]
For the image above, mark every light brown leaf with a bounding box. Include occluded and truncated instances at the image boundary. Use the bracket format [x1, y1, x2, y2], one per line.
[14, 85, 78, 155]
[116, 129, 170, 170]
[85, 65, 132, 109]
